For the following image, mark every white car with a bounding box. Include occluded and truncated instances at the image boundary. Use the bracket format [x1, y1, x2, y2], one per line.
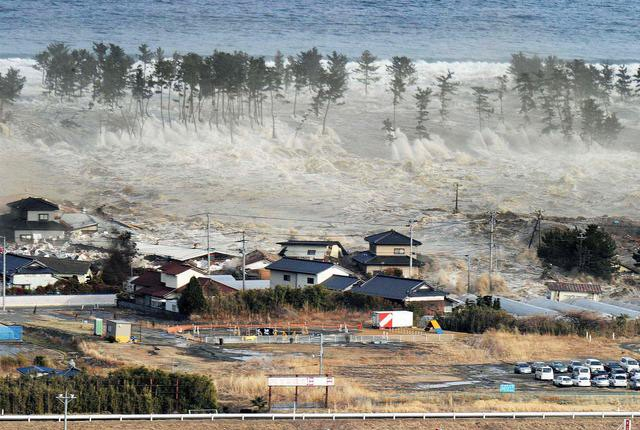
[572, 375, 591, 387]
[609, 374, 628, 388]
[592, 375, 610, 387]
[535, 366, 554, 381]
[553, 375, 573, 387]
[572, 366, 591, 379]
[620, 357, 640, 373]
[583, 359, 605, 373]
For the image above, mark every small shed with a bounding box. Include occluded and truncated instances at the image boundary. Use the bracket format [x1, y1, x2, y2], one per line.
[546, 282, 602, 302]
[105, 320, 132, 343]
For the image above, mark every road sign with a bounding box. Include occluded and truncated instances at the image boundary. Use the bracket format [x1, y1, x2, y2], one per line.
[625, 418, 632, 430]
[268, 375, 335, 387]
[499, 383, 516, 393]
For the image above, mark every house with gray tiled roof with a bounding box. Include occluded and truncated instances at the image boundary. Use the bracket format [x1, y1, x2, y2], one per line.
[352, 229, 423, 277]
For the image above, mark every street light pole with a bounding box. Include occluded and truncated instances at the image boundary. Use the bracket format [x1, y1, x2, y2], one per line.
[465, 254, 471, 293]
[1, 235, 6, 312]
[56, 390, 76, 430]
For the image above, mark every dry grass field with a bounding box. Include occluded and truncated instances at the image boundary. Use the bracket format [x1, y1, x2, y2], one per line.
[0, 418, 628, 430]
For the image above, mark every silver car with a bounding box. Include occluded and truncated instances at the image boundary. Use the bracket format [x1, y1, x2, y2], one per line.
[514, 362, 532, 374]
[610, 374, 628, 388]
[592, 375, 610, 387]
[553, 375, 573, 387]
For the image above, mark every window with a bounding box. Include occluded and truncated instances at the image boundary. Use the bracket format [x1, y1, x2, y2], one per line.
[283, 274, 291, 281]
[307, 277, 315, 284]
[393, 248, 405, 255]
[307, 250, 316, 256]
[38, 213, 49, 221]
[19, 234, 33, 241]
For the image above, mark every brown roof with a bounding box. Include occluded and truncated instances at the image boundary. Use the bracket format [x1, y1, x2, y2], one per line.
[546, 282, 602, 294]
[132, 271, 163, 288]
[160, 261, 200, 275]
[135, 285, 175, 298]
[245, 250, 280, 266]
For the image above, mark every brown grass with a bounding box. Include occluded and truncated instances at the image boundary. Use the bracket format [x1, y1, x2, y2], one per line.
[76, 340, 126, 366]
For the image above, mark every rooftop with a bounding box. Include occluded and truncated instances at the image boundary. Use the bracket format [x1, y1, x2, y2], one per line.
[547, 282, 602, 294]
[10, 220, 68, 231]
[35, 256, 91, 275]
[7, 197, 59, 212]
[352, 251, 424, 267]
[353, 274, 444, 301]
[160, 261, 201, 276]
[266, 257, 337, 275]
[136, 242, 210, 262]
[319, 275, 360, 291]
[364, 230, 422, 246]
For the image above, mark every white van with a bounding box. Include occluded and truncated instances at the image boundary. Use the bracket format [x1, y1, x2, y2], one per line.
[535, 366, 554, 381]
[572, 366, 591, 378]
[620, 357, 640, 373]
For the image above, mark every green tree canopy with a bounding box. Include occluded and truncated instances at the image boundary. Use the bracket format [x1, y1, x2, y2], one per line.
[178, 277, 209, 316]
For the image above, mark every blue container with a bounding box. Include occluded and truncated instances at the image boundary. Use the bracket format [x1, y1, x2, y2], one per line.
[0, 326, 23, 341]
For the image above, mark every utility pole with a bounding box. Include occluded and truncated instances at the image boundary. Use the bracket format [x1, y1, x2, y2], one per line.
[56, 390, 76, 430]
[407, 219, 417, 278]
[465, 254, 471, 292]
[319, 332, 324, 374]
[206, 213, 211, 274]
[453, 183, 460, 214]
[1, 235, 5, 312]
[535, 209, 544, 248]
[488, 212, 496, 291]
[577, 230, 586, 270]
[236, 231, 247, 291]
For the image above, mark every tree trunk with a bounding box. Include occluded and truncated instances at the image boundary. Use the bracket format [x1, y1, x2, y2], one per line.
[293, 88, 298, 117]
[159, 88, 165, 129]
[270, 90, 276, 139]
[322, 99, 331, 135]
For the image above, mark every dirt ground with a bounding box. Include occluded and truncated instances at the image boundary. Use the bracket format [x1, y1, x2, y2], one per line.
[0, 418, 628, 430]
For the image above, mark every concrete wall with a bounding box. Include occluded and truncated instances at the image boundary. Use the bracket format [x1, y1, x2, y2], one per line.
[12, 273, 58, 288]
[1, 294, 116, 308]
[14, 229, 66, 243]
[551, 291, 600, 302]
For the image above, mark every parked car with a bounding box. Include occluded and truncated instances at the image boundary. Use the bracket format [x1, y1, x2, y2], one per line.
[605, 361, 623, 372]
[609, 374, 628, 388]
[584, 359, 605, 373]
[620, 357, 640, 373]
[591, 369, 608, 378]
[592, 375, 610, 387]
[568, 360, 583, 372]
[514, 362, 532, 374]
[553, 375, 573, 387]
[610, 367, 627, 377]
[535, 366, 554, 381]
[629, 375, 640, 390]
[550, 362, 568, 373]
[572, 375, 591, 387]
[572, 366, 591, 379]
[530, 361, 546, 372]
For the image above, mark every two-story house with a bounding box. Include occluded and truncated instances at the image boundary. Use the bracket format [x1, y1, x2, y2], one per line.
[351, 229, 423, 277]
[6, 197, 67, 243]
[266, 257, 352, 288]
[277, 240, 348, 261]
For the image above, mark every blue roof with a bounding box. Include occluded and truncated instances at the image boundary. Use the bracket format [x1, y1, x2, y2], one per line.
[352, 275, 445, 301]
[320, 275, 360, 291]
[266, 258, 336, 275]
[17, 366, 56, 376]
[0, 254, 35, 277]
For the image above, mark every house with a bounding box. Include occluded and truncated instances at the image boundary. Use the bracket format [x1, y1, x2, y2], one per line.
[205, 274, 270, 292]
[33, 256, 92, 283]
[0, 253, 58, 289]
[6, 197, 67, 243]
[60, 212, 99, 234]
[319, 275, 361, 292]
[266, 257, 352, 288]
[277, 240, 348, 261]
[243, 250, 280, 280]
[546, 282, 602, 302]
[352, 229, 423, 277]
[352, 274, 448, 314]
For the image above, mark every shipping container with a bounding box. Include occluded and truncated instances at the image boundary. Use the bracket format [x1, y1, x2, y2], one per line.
[105, 320, 132, 343]
[94, 318, 103, 336]
[371, 311, 413, 329]
[0, 325, 22, 341]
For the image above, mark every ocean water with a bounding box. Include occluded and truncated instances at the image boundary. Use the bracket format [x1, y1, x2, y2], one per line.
[1, 0, 639, 61]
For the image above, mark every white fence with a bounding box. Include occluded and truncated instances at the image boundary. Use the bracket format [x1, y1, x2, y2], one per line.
[1, 294, 117, 308]
[202, 333, 453, 344]
[0, 411, 636, 422]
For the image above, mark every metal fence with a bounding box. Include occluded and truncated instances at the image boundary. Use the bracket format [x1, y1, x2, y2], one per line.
[0, 411, 636, 422]
[1, 294, 116, 308]
[200, 333, 453, 345]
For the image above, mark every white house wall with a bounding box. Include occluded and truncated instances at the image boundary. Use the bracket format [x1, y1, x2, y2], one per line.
[270, 266, 351, 288]
[14, 229, 66, 243]
[161, 269, 203, 289]
[12, 273, 58, 289]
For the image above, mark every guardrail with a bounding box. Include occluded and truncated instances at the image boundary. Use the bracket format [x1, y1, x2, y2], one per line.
[0, 411, 636, 422]
[200, 333, 453, 345]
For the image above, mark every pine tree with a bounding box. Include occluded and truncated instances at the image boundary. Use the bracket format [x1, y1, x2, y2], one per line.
[495, 75, 508, 123]
[382, 118, 396, 145]
[560, 91, 574, 140]
[514, 72, 536, 123]
[539, 90, 558, 134]
[599, 64, 614, 109]
[615, 65, 632, 99]
[387, 56, 416, 129]
[435, 70, 459, 124]
[634, 66, 640, 95]
[318, 51, 348, 135]
[580, 98, 604, 143]
[266, 64, 283, 138]
[414, 87, 432, 139]
[601, 112, 623, 141]
[178, 277, 209, 316]
[0, 67, 26, 119]
[471, 86, 493, 129]
[355, 50, 380, 96]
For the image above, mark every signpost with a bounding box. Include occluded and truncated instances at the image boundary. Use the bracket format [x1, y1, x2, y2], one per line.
[267, 375, 334, 411]
[499, 383, 516, 393]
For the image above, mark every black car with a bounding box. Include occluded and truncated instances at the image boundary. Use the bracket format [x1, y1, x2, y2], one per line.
[605, 361, 623, 372]
[610, 367, 627, 376]
[591, 369, 608, 378]
[550, 362, 568, 373]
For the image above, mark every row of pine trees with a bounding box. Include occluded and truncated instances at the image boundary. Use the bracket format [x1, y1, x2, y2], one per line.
[1, 44, 636, 144]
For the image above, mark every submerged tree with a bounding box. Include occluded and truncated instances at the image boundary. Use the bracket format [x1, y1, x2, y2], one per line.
[580, 98, 604, 143]
[317, 51, 348, 135]
[355, 50, 380, 96]
[435, 70, 459, 124]
[495, 75, 508, 123]
[514, 72, 536, 123]
[382, 117, 396, 146]
[615, 65, 632, 100]
[413, 87, 432, 139]
[0, 67, 26, 119]
[471, 86, 493, 129]
[386, 56, 416, 129]
[598, 64, 614, 109]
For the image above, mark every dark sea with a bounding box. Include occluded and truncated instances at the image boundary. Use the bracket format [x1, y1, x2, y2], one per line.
[0, 0, 638, 61]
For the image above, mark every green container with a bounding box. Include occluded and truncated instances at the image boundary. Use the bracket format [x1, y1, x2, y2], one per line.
[94, 318, 103, 336]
